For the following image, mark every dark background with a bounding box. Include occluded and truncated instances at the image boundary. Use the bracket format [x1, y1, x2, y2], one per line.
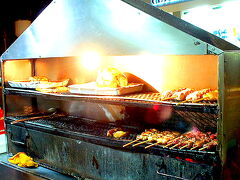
[0, 0, 52, 55]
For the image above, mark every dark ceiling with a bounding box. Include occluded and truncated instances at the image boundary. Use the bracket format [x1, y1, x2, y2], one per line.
[0, 0, 52, 54]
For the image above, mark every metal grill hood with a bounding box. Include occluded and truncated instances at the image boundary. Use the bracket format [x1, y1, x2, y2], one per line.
[1, 0, 239, 60]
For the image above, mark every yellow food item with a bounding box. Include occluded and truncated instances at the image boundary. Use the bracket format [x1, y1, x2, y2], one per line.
[8, 152, 38, 168]
[113, 131, 128, 138]
[36, 86, 69, 93]
[29, 76, 48, 82]
[96, 67, 128, 88]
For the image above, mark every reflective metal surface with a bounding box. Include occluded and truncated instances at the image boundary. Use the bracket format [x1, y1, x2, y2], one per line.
[1, 0, 239, 60]
[218, 51, 240, 163]
[0, 153, 75, 180]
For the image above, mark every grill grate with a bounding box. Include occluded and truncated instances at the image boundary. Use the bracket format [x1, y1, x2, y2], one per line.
[6, 115, 217, 156]
[174, 110, 217, 132]
[5, 88, 218, 107]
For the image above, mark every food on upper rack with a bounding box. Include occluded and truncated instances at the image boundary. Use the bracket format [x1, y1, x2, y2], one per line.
[172, 88, 195, 101]
[202, 90, 218, 101]
[36, 79, 69, 88]
[8, 77, 69, 90]
[29, 76, 48, 82]
[123, 129, 218, 151]
[160, 88, 218, 103]
[185, 88, 211, 101]
[96, 67, 128, 88]
[161, 88, 186, 100]
[36, 86, 69, 93]
[8, 152, 38, 168]
[107, 128, 128, 138]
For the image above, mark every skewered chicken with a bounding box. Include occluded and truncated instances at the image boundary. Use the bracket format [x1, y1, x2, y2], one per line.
[172, 88, 195, 101]
[199, 139, 218, 151]
[132, 130, 180, 147]
[123, 129, 159, 147]
[161, 88, 186, 100]
[185, 88, 211, 101]
[160, 88, 218, 103]
[123, 129, 217, 151]
[202, 90, 218, 101]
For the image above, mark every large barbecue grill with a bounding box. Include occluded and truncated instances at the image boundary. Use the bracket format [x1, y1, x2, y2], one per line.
[1, 0, 240, 179]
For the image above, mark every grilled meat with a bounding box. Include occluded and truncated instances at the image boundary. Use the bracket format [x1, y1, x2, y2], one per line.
[203, 90, 218, 101]
[186, 88, 211, 101]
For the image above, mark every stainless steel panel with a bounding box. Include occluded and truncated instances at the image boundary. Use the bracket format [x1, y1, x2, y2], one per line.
[1, 0, 238, 60]
[218, 51, 240, 163]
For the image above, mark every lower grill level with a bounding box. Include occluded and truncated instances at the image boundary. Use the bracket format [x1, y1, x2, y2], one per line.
[6, 123, 220, 180]
[6, 115, 219, 164]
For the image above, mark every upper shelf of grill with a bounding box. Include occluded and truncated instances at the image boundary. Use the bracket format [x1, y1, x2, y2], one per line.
[5, 88, 218, 114]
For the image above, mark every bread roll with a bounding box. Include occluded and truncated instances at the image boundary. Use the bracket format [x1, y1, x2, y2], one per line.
[96, 67, 128, 88]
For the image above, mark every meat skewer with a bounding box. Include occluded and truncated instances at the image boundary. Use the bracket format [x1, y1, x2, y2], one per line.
[172, 88, 195, 101]
[132, 131, 166, 147]
[122, 139, 139, 147]
[192, 90, 218, 103]
[123, 129, 217, 151]
[179, 138, 196, 149]
[133, 131, 180, 147]
[163, 136, 182, 148]
[176, 88, 211, 105]
[161, 88, 186, 101]
[123, 129, 159, 147]
[145, 132, 180, 149]
[199, 139, 218, 151]
[168, 130, 199, 149]
[132, 140, 150, 147]
[186, 88, 211, 101]
[169, 137, 190, 149]
[190, 137, 210, 150]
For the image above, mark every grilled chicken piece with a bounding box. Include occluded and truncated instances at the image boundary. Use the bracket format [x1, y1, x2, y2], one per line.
[113, 131, 128, 138]
[107, 128, 122, 137]
[172, 88, 195, 101]
[202, 90, 218, 101]
[161, 88, 186, 100]
[185, 88, 211, 101]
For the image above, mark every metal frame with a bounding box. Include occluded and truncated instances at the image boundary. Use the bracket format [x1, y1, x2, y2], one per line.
[1, 0, 240, 179]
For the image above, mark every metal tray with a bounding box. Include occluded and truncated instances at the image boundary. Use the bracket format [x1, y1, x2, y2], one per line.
[68, 82, 144, 95]
[8, 79, 69, 89]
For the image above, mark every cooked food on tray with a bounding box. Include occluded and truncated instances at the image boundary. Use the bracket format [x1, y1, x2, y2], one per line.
[123, 129, 217, 151]
[161, 88, 186, 100]
[36, 79, 69, 89]
[185, 88, 211, 101]
[8, 76, 69, 90]
[160, 88, 218, 103]
[202, 90, 218, 101]
[68, 67, 143, 95]
[172, 88, 195, 101]
[96, 67, 128, 88]
[36, 86, 69, 93]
